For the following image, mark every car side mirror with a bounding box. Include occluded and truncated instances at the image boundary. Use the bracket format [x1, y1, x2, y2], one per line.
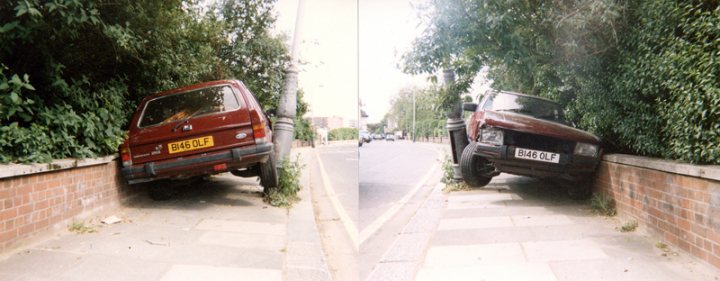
[462, 102, 478, 112]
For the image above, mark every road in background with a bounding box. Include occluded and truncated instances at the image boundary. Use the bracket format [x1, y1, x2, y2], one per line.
[359, 140, 444, 280]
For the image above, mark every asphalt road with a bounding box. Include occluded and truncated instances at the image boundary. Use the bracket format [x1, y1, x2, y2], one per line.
[359, 140, 444, 280]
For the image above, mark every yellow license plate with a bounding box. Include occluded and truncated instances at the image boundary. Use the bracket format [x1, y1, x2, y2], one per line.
[168, 136, 214, 154]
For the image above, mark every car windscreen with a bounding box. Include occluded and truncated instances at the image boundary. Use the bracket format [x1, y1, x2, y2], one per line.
[138, 85, 240, 128]
[485, 93, 568, 124]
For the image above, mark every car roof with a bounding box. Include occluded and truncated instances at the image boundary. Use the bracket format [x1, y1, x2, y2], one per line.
[143, 80, 243, 101]
[486, 89, 559, 104]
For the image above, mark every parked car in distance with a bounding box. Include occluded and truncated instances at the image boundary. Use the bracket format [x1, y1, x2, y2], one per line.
[359, 130, 372, 146]
[385, 134, 395, 141]
[119, 80, 278, 200]
[461, 90, 602, 199]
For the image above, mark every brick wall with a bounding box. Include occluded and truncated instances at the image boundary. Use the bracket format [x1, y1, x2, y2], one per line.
[0, 158, 139, 254]
[595, 154, 720, 268]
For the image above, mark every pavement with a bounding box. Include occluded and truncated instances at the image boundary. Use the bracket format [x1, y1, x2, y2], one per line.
[0, 147, 331, 281]
[413, 174, 720, 281]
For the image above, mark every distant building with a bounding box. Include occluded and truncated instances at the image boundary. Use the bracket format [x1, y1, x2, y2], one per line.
[309, 116, 345, 131]
[346, 119, 358, 128]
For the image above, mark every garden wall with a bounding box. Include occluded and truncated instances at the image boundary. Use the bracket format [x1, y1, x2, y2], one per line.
[595, 154, 720, 268]
[0, 157, 139, 254]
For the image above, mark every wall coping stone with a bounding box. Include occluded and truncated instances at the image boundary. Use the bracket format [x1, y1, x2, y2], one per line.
[0, 155, 116, 180]
[603, 154, 720, 182]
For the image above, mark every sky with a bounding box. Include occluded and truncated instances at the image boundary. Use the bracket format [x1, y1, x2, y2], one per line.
[274, 0, 429, 124]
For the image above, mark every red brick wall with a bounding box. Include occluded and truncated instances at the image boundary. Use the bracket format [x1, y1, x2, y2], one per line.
[0, 160, 139, 253]
[595, 160, 720, 268]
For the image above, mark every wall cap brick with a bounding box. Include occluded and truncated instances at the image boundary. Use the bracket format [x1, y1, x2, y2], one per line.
[0, 155, 116, 180]
[603, 154, 720, 181]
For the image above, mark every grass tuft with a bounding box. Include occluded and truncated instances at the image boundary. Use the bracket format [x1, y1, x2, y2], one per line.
[620, 220, 638, 232]
[590, 193, 616, 216]
[265, 155, 304, 207]
[68, 221, 96, 234]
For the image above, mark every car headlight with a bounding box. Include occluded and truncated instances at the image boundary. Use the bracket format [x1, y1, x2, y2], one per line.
[574, 142, 599, 157]
[479, 127, 504, 146]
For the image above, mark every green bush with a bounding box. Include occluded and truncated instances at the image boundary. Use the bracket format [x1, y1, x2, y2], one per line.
[0, 0, 291, 163]
[328, 128, 358, 141]
[403, 0, 720, 164]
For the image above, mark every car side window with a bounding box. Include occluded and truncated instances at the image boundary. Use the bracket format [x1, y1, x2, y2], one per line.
[481, 94, 495, 111]
[222, 86, 240, 111]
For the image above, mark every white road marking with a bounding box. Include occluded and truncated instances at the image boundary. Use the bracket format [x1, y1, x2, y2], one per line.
[359, 147, 442, 245]
[315, 149, 359, 250]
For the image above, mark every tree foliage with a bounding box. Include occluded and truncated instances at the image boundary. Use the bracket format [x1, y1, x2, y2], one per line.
[403, 0, 720, 164]
[383, 86, 448, 139]
[0, 0, 296, 163]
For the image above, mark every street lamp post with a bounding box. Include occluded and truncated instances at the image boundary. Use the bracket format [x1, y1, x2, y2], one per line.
[274, 0, 305, 162]
[444, 69, 468, 182]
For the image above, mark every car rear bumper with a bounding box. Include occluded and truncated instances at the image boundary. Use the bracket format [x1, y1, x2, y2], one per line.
[121, 143, 273, 184]
[474, 143, 599, 181]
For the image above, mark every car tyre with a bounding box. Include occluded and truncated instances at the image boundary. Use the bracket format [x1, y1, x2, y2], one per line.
[566, 179, 593, 200]
[460, 142, 492, 187]
[259, 153, 279, 193]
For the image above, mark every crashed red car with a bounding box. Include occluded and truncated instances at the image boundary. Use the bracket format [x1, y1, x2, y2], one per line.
[461, 90, 602, 199]
[119, 80, 277, 199]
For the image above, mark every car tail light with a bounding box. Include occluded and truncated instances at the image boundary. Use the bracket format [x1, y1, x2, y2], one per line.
[120, 145, 133, 167]
[249, 109, 267, 143]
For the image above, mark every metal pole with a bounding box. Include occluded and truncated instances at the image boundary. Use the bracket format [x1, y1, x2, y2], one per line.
[274, 0, 305, 162]
[443, 69, 468, 182]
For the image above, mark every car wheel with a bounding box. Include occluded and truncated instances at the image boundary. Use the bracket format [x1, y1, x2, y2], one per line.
[148, 183, 174, 201]
[259, 153, 279, 193]
[460, 142, 492, 187]
[566, 179, 593, 200]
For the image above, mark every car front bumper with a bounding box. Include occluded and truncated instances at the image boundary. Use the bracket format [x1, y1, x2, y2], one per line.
[121, 143, 273, 184]
[474, 143, 599, 181]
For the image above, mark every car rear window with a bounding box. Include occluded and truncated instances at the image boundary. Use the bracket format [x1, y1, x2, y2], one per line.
[139, 85, 240, 128]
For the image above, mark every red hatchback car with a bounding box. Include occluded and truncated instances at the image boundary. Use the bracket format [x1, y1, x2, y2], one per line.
[119, 80, 277, 199]
[461, 90, 602, 199]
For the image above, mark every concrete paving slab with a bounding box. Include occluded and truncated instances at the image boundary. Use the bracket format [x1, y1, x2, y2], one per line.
[423, 243, 526, 268]
[414, 175, 720, 281]
[446, 192, 518, 203]
[198, 231, 285, 250]
[523, 239, 609, 262]
[0, 250, 84, 280]
[437, 216, 514, 230]
[195, 219, 285, 236]
[366, 261, 418, 281]
[443, 205, 553, 217]
[446, 201, 506, 209]
[415, 263, 557, 281]
[511, 214, 574, 227]
[62, 254, 170, 281]
[549, 259, 700, 281]
[158, 264, 281, 281]
[432, 223, 603, 246]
